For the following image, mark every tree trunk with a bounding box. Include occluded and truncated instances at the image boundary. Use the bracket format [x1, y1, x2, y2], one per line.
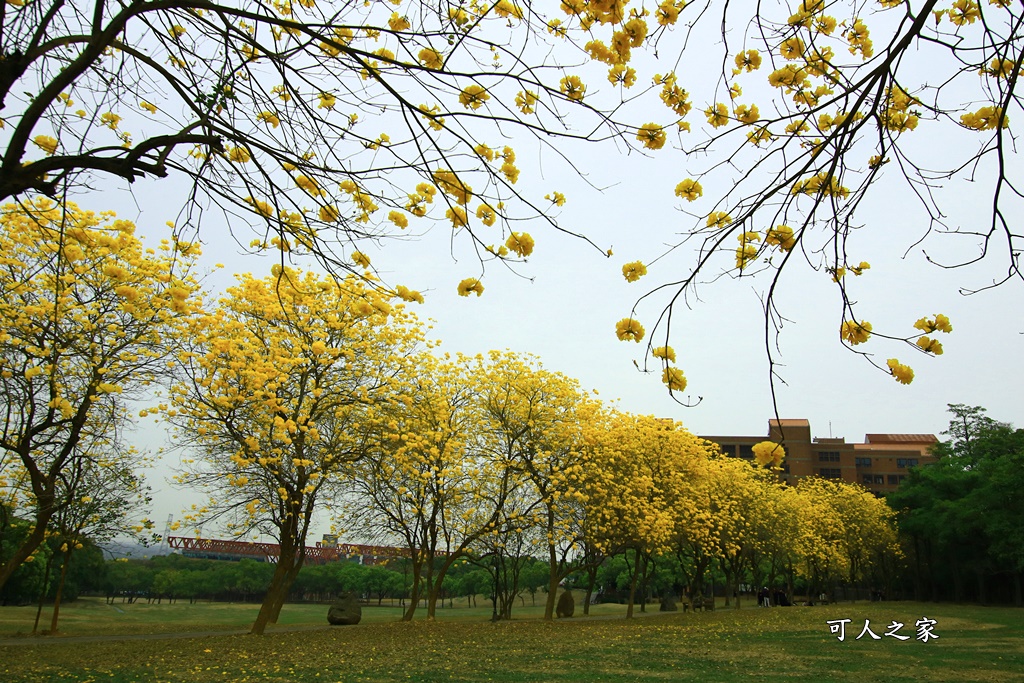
[32, 551, 56, 634]
[251, 556, 297, 635]
[49, 549, 73, 633]
[626, 550, 641, 619]
[544, 543, 559, 620]
[268, 561, 302, 624]
[583, 563, 598, 616]
[0, 520, 49, 593]
[403, 559, 423, 621]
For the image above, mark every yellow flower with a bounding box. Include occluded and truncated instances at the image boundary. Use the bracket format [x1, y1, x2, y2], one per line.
[674, 179, 703, 202]
[257, 111, 280, 127]
[765, 224, 796, 250]
[752, 441, 785, 467]
[388, 210, 409, 228]
[446, 206, 468, 228]
[615, 318, 645, 343]
[140, 101, 158, 114]
[734, 50, 762, 73]
[913, 314, 953, 334]
[388, 12, 410, 31]
[272, 85, 292, 102]
[395, 285, 424, 304]
[476, 204, 497, 226]
[432, 169, 472, 205]
[295, 175, 322, 196]
[656, 1, 680, 26]
[245, 196, 274, 217]
[636, 123, 667, 150]
[227, 146, 251, 163]
[418, 48, 444, 70]
[734, 103, 759, 125]
[546, 192, 566, 206]
[779, 36, 805, 59]
[916, 336, 944, 355]
[608, 64, 637, 87]
[705, 103, 729, 128]
[169, 25, 187, 38]
[459, 84, 490, 110]
[318, 92, 336, 110]
[515, 90, 538, 114]
[652, 346, 676, 363]
[887, 358, 914, 385]
[560, 75, 586, 102]
[949, 0, 980, 25]
[960, 106, 1008, 131]
[622, 261, 647, 282]
[457, 278, 484, 297]
[706, 211, 731, 229]
[841, 320, 872, 345]
[352, 251, 371, 268]
[318, 205, 340, 222]
[500, 161, 519, 184]
[100, 112, 121, 129]
[662, 367, 687, 391]
[505, 232, 535, 257]
[33, 135, 58, 155]
[735, 244, 758, 269]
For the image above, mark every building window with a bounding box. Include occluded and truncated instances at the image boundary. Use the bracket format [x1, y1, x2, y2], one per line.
[874, 475, 884, 485]
[888, 475, 899, 485]
[896, 458, 919, 469]
[817, 451, 840, 462]
[739, 444, 754, 460]
[819, 468, 842, 479]
[855, 457, 872, 468]
[862, 474, 873, 485]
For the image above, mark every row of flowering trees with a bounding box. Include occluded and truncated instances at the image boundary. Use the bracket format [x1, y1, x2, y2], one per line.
[0, 200, 899, 635]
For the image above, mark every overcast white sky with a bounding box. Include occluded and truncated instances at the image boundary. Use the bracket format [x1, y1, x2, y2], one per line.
[55, 1, 1021, 544]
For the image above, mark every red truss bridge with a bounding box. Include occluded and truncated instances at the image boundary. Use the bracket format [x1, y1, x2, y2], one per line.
[166, 536, 408, 565]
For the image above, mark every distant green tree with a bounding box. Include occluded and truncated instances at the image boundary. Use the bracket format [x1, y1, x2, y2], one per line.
[889, 405, 1024, 604]
[0, 508, 49, 606]
[104, 559, 153, 603]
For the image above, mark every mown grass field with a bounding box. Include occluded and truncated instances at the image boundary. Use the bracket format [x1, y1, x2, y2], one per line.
[0, 596, 632, 637]
[2, 599, 1021, 682]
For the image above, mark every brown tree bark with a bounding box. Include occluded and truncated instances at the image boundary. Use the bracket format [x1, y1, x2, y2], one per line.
[49, 548, 73, 634]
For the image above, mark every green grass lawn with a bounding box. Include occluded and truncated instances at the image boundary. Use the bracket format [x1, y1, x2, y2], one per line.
[2, 600, 1021, 682]
[0, 595, 631, 637]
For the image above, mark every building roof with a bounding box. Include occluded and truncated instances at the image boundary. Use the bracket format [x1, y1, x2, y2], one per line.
[864, 434, 938, 444]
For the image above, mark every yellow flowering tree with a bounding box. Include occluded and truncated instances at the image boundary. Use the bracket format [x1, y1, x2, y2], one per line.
[3, 0, 686, 298]
[37, 441, 156, 634]
[474, 351, 598, 621]
[345, 352, 502, 622]
[619, 0, 1019, 390]
[167, 268, 422, 635]
[0, 199, 199, 592]
[584, 412, 715, 618]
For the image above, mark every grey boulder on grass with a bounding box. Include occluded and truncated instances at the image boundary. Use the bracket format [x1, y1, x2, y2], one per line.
[556, 590, 575, 618]
[327, 592, 362, 625]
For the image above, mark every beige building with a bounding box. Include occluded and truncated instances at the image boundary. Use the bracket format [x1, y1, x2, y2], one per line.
[702, 419, 937, 495]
